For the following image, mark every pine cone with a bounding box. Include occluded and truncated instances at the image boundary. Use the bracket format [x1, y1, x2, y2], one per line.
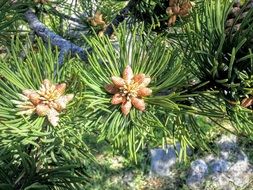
[225, 0, 253, 33]
[166, 0, 193, 26]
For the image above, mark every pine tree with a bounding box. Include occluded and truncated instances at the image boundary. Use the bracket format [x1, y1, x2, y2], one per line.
[0, 0, 252, 189]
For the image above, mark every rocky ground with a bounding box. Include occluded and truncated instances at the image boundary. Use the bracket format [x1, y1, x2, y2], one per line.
[186, 134, 253, 189]
[147, 134, 253, 190]
[85, 134, 253, 190]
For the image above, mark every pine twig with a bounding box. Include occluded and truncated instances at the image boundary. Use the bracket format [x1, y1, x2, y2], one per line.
[103, 0, 140, 37]
[24, 9, 87, 65]
[24, 0, 140, 65]
[47, 7, 83, 25]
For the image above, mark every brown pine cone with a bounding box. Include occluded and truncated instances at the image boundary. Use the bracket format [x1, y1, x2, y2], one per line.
[225, 0, 253, 33]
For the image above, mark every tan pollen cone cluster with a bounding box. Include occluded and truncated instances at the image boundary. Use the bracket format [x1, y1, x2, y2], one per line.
[105, 65, 152, 115]
[241, 96, 253, 109]
[13, 79, 74, 126]
[88, 11, 106, 27]
[87, 11, 107, 37]
[166, 0, 193, 26]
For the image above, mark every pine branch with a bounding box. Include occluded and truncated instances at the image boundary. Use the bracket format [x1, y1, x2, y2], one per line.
[24, 0, 140, 65]
[46, 7, 84, 25]
[104, 0, 140, 36]
[24, 9, 87, 64]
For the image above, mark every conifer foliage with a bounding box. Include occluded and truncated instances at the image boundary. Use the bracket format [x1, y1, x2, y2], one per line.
[0, 0, 252, 189]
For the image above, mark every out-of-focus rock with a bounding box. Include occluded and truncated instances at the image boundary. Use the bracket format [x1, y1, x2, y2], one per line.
[186, 159, 208, 188]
